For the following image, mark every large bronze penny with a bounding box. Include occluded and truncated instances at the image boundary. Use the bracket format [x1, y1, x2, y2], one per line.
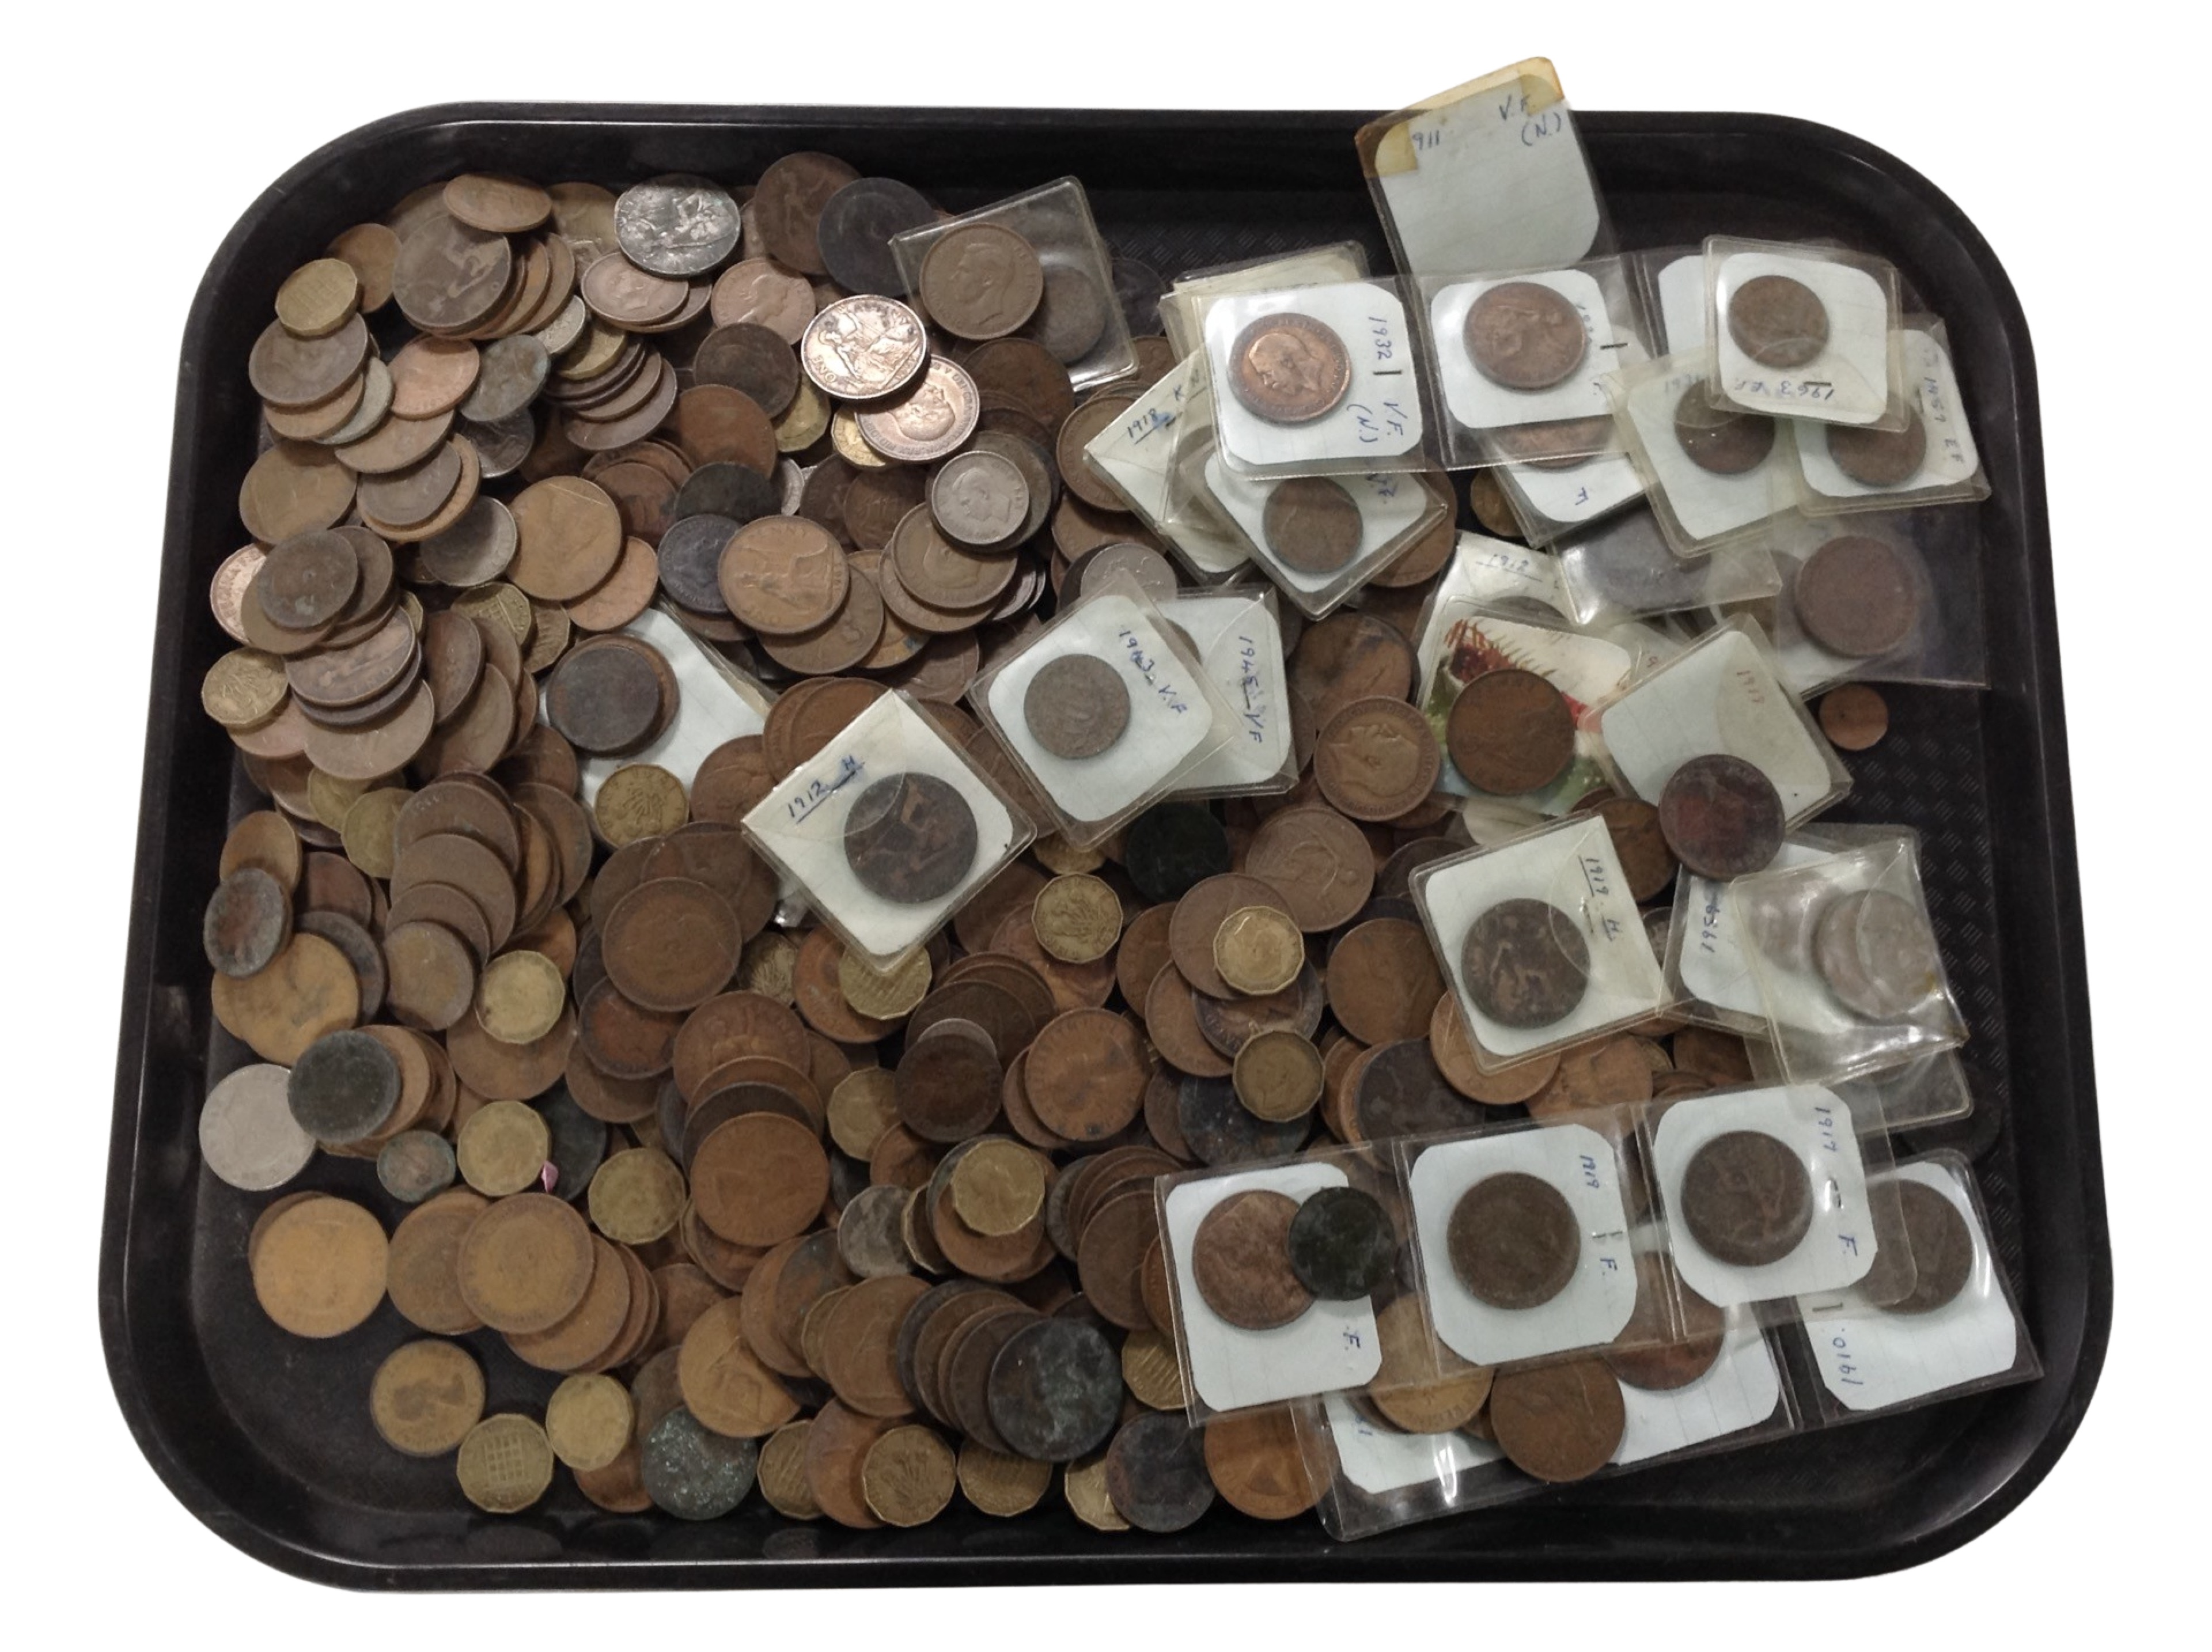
[1226, 312, 1351, 426]
[986, 1317, 1121, 1463]
[1446, 669, 1574, 795]
[1793, 536, 1919, 658]
[1657, 753, 1785, 880]
[1459, 899, 1589, 1030]
[1022, 654, 1130, 760]
[1489, 1358, 1625, 1482]
[919, 224, 1045, 341]
[1102, 1411, 1214, 1533]
[1869, 1179, 1975, 1315]
[1812, 888, 1944, 1020]
[1728, 274, 1830, 369]
[1447, 1172, 1581, 1310]
[1463, 281, 1588, 391]
[1604, 1253, 1727, 1390]
[1679, 1130, 1814, 1267]
[1827, 408, 1927, 486]
[1672, 387, 1775, 475]
[1312, 697, 1440, 822]
[1190, 1189, 1312, 1330]
[842, 772, 979, 905]
[1261, 476, 1363, 575]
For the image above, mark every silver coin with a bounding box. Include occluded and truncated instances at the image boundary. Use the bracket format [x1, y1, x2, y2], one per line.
[615, 174, 741, 278]
[929, 451, 1030, 547]
[459, 334, 550, 423]
[417, 496, 518, 586]
[200, 1064, 317, 1191]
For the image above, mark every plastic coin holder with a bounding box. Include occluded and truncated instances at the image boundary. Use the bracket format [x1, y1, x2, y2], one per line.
[1554, 506, 1780, 625]
[1161, 588, 1296, 798]
[1643, 1083, 1907, 1309]
[1789, 1153, 2038, 1424]
[1300, 1393, 1529, 1541]
[1730, 836, 1967, 1086]
[1410, 814, 1677, 1075]
[1630, 245, 1708, 355]
[1355, 59, 1613, 278]
[565, 605, 770, 811]
[1489, 442, 1647, 548]
[1399, 1115, 1675, 1369]
[1758, 511, 1986, 695]
[1664, 824, 1912, 1035]
[1605, 351, 1801, 558]
[1199, 456, 1449, 619]
[1158, 241, 1371, 361]
[1419, 258, 1645, 471]
[1413, 593, 1633, 812]
[1791, 319, 1989, 514]
[1200, 279, 1430, 481]
[1609, 1310, 1798, 1470]
[1078, 349, 1251, 582]
[738, 688, 1032, 969]
[1741, 1033, 1978, 1136]
[887, 176, 1135, 393]
[1154, 1147, 1411, 1422]
[1593, 615, 1850, 833]
[966, 572, 1238, 846]
[1705, 237, 1907, 430]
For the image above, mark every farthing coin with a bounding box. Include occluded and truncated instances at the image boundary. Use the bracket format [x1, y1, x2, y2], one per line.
[1679, 1130, 1815, 1267]
[1226, 312, 1352, 425]
[1657, 753, 1785, 880]
[1447, 1172, 1581, 1310]
[1464, 280, 1588, 391]
[1727, 272, 1830, 369]
[1022, 654, 1131, 760]
[842, 772, 980, 905]
[1459, 899, 1590, 1029]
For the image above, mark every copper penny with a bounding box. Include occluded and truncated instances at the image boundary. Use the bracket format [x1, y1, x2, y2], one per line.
[1313, 697, 1440, 822]
[1813, 888, 1945, 1021]
[1244, 806, 1374, 933]
[1728, 273, 1830, 369]
[1679, 1130, 1814, 1267]
[1488, 1358, 1626, 1482]
[1021, 653, 1130, 760]
[1262, 476, 1363, 575]
[1446, 668, 1575, 795]
[1190, 1189, 1311, 1330]
[603, 878, 741, 1013]
[1448, 1171, 1581, 1309]
[1595, 796, 1679, 902]
[718, 514, 848, 635]
[1025, 1010, 1148, 1143]
[919, 223, 1045, 340]
[1658, 753, 1785, 880]
[1458, 899, 1589, 1030]
[1325, 918, 1444, 1047]
[1819, 683, 1889, 751]
[1605, 1253, 1728, 1389]
[1464, 281, 1588, 391]
[1226, 312, 1351, 425]
[1673, 387, 1776, 475]
[1794, 535, 1920, 658]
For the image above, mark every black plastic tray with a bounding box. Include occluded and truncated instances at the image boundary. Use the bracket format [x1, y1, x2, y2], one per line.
[103, 102, 2109, 1587]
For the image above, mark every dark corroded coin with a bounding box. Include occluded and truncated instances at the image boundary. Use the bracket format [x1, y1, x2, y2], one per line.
[642, 1404, 760, 1519]
[1827, 407, 1927, 486]
[1287, 1186, 1396, 1300]
[1446, 669, 1574, 795]
[694, 324, 800, 417]
[377, 1130, 458, 1203]
[1262, 476, 1363, 575]
[1793, 536, 1920, 658]
[1354, 1040, 1483, 1141]
[614, 175, 741, 278]
[1179, 1075, 1311, 1168]
[672, 461, 779, 526]
[1448, 1172, 1581, 1310]
[1464, 281, 1588, 391]
[817, 177, 936, 297]
[1025, 260, 1111, 365]
[1459, 899, 1590, 1030]
[842, 772, 979, 905]
[1124, 802, 1231, 902]
[1657, 754, 1785, 880]
[987, 1316, 1122, 1463]
[1226, 311, 1352, 425]
[1604, 1252, 1727, 1390]
[1868, 1179, 1975, 1315]
[1191, 1188, 1312, 1329]
[287, 1027, 402, 1144]
[543, 642, 662, 755]
[537, 1088, 611, 1207]
[1489, 1358, 1625, 1482]
[1103, 1411, 1215, 1533]
[655, 514, 740, 614]
[1728, 273, 1830, 369]
[1679, 1130, 1814, 1267]
[203, 867, 291, 978]
[1812, 888, 1945, 1020]
[1022, 653, 1130, 760]
[256, 531, 359, 630]
[1672, 388, 1775, 475]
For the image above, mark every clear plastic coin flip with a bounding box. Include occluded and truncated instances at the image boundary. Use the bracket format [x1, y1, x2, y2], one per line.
[1791, 318, 1989, 514]
[1199, 456, 1450, 619]
[1161, 587, 1297, 798]
[1604, 351, 1801, 558]
[1705, 237, 1907, 431]
[1554, 506, 1780, 626]
[1077, 349, 1252, 582]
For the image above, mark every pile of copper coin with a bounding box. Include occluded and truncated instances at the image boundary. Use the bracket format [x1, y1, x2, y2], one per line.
[194, 153, 1883, 1533]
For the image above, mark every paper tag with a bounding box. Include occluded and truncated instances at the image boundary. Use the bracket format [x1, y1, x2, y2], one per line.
[1205, 457, 1432, 601]
[1431, 270, 1620, 432]
[1612, 1317, 1782, 1465]
[1656, 254, 1709, 355]
[1206, 284, 1425, 471]
[1798, 1162, 2018, 1412]
[1164, 594, 1291, 793]
[740, 692, 1021, 963]
[1433, 533, 1573, 617]
[1619, 361, 1795, 543]
[1165, 1163, 1383, 1414]
[1679, 839, 1841, 1016]
[1713, 251, 1894, 426]
[1408, 1125, 1638, 1366]
[1417, 816, 1668, 1062]
[1084, 353, 1251, 576]
[982, 594, 1226, 833]
[1796, 329, 1980, 498]
[1323, 1391, 1497, 1496]
[1161, 243, 1371, 360]
[1373, 75, 1603, 275]
[1416, 606, 1631, 808]
[1650, 1085, 1877, 1306]
[1597, 624, 1839, 821]
[1505, 450, 1645, 529]
[570, 607, 768, 808]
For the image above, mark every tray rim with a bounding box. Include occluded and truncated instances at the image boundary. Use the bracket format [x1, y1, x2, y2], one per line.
[101, 97, 2111, 1589]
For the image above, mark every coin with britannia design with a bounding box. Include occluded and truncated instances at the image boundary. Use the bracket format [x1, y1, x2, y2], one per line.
[1463, 281, 1588, 391]
[613, 175, 741, 276]
[843, 772, 979, 905]
[800, 295, 928, 400]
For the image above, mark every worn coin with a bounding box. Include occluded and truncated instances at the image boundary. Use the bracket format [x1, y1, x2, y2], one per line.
[800, 295, 929, 400]
[1464, 281, 1588, 390]
[718, 514, 849, 635]
[930, 450, 1030, 547]
[203, 866, 292, 978]
[1285, 1186, 1395, 1299]
[861, 1424, 957, 1526]
[1819, 683, 1889, 751]
[1022, 653, 1130, 760]
[1594, 796, 1677, 902]
[1226, 312, 1351, 425]
[1488, 1358, 1625, 1482]
[546, 1372, 634, 1472]
[377, 1130, 458, 1203]
[200, 1063, 317, 1191]
[252, 1193, 388, 1337]
[1458, 899, 1589, 1030]
[1673, 387, 1776, 474]
[1123, 801, 1231, 902]
[1232, 1029, 1324, 1123]
[455, 1414, 555, 1513]
[1448, 1171, 1581, 1309]
[856, 358, 980, 464]
[1605, 1252, 1728, 1390]
[1447, 668, 1575, 795]
[1680, 1130, 1815, 1267]
[393, 212, 513, 334]
[1728, 273, 1830, 368]
[614, 174, 740, 276]
[370, 1339, 485, 1457]
[1813, 888, 1945, 1020]
[1261, 476, 1363, 574]
[1032, 874, 1122, 964]
[1794, 535, 1920, 658]
[287, 1028, 400, 1144]
[1827, 407, 1927, 486]
[1658, 753, 1785, 880]
[643, 1405, 760, 1520]
[1313, 696, 1440, 821]
[816, 176, 935, 295]
[986, 1316, 1122, 1463]
[843, 772, 979, 905]
[1191, 1188, 1311, 1329]
[1104, 1411, 1214, 1533]
[920, 223, 1046, 340]
[1869, 1179, 1975, 1314]
[256, 531, 359, 631]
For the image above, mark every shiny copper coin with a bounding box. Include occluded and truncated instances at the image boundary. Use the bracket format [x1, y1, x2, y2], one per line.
[1446, 668, 1575, 795]
[1226, 311, 1351, 425]
[1464, 281, 1588, 391]
[1190, 1189, 1312, 1330]
[1658, 753, 1785, 880]
[1728, 273, 1830, 369]
[1819, 683, 1889, 751]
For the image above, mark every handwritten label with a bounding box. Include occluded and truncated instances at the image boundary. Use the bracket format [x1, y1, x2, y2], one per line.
[1118, 628, 1191, 714]
[785, 753, 862, 823]
[1235, 634, 1267, 744]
